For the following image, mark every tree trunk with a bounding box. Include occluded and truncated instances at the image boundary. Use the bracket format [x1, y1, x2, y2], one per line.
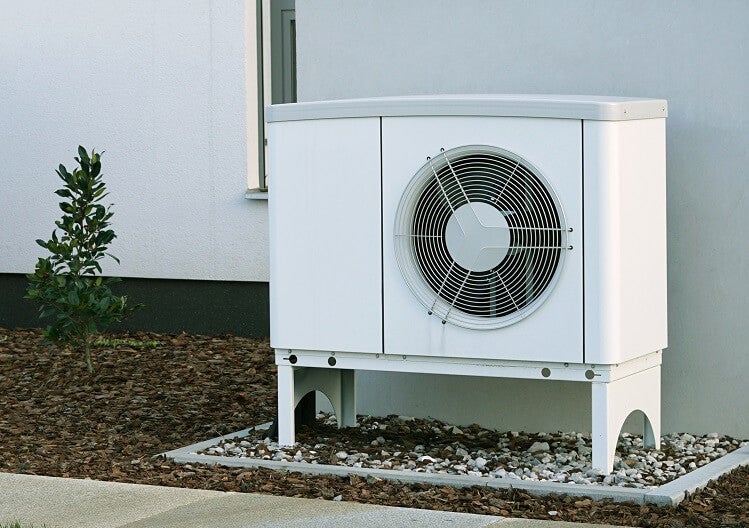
[84, 337, 93, 374]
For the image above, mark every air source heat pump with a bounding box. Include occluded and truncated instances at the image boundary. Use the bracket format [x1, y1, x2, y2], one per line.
[267, 95, 667, 473]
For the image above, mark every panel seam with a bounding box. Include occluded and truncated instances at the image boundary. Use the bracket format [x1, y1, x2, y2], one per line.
[581, 119, 586, 364]
[380, 117, 385, 354]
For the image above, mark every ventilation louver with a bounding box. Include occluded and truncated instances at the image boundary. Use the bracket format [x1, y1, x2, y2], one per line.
[394, 145, 569, 329]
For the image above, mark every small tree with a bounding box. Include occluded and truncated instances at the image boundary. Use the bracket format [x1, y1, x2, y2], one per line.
[26, 146, 140, 373]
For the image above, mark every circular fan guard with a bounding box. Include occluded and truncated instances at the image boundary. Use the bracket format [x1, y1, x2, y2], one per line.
[394, 145, 569, 329]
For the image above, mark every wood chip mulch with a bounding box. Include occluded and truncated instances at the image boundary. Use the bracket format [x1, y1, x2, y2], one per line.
[0, 327, 747, 527]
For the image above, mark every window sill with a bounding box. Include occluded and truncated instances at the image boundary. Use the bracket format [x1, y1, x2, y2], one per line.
[245, 188, 268, 200]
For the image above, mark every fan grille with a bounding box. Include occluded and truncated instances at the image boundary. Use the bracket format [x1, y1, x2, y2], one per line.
[394, 145, 569, 329]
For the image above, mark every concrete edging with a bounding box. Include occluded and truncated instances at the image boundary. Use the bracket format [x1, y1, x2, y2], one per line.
[161, 426, 749, 507]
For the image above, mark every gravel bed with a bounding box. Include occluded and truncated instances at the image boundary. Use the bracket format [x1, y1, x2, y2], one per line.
[198, 413, 747, 489]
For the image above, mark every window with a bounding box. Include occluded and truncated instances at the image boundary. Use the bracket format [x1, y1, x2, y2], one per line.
[247, 0, 296, 194]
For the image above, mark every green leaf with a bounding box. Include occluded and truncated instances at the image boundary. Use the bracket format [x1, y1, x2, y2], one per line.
[91, 160, 101, 178]
[58, 164, 71, 183]
[78, 146, 90, 163]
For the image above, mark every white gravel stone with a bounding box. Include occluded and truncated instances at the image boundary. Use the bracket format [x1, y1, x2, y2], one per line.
[526, 441, 549, 453]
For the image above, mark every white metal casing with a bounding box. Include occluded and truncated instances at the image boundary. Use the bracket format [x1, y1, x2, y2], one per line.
[267, 95, 667, 366]
[382, 116, 583, 362]
[583, 119, 668, 363]
[268, 117, 382, 354]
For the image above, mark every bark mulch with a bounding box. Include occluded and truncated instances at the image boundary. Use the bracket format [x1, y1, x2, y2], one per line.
[0, 327, 746, 527]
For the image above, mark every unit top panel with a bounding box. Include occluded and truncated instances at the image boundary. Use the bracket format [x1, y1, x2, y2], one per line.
[266, 94, 668, 123]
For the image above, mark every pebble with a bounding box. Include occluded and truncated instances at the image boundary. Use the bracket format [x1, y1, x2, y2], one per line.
[196, 413, 744, 489]
[527, 441, 550, 453]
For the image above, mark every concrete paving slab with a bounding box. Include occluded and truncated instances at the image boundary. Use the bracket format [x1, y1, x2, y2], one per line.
[119, 493, 498, 528]
[0, 472, 627, 528]
[0, 472, 219, 528]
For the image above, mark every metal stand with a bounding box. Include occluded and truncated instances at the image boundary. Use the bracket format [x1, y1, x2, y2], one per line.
[591, 365, 661, 472]
[275, 349, 661, 474]
[277, 364, 356, 446]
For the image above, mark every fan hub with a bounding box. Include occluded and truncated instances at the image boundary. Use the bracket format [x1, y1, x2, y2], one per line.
[444, 202, 511, 272]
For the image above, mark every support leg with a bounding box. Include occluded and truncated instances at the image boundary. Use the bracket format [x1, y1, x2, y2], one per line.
[591, 365, 661, 473]
[276, 365, 357, 446]
[277, 364, 296, 446]
[339, 368, 356, 427]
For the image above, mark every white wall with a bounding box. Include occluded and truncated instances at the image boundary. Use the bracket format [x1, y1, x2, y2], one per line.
[0, 0, 269, 282]
[296, 0, 749, 436]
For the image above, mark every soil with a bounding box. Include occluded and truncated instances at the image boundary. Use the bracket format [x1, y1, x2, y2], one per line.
[0, 327, 747, 527]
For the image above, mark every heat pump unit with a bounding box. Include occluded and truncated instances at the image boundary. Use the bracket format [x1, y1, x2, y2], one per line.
[267, 95, 667, 473]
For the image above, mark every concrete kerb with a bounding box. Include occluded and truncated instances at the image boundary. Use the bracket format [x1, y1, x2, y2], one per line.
[643, 445, 749, 505]
[160, 427, 749, 508]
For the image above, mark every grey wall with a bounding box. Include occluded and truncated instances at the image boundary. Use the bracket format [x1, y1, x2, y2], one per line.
[296, 0, 749, 436]
[0, 1, 269, 283]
